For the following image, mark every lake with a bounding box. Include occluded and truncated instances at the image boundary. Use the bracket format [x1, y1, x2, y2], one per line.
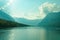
[0, 26, 60, 40]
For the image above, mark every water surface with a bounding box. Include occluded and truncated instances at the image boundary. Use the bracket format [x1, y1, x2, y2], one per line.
[0, 26, 60, 40]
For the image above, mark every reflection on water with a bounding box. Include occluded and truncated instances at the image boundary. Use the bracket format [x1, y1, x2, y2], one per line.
[0, 26, 60, 40]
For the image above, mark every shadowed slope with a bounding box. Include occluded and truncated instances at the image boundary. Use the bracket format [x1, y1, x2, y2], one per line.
[39, 12, 60, 27]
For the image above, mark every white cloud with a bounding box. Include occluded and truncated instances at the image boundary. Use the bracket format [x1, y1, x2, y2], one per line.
[11, 11, 40, 20]
[23, 12, 40, 20]
[39, 2, 60, 19]
[11, 11, 25, 18]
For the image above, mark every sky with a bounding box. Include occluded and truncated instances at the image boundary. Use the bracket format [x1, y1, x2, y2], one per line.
[0, 0, 60, 20]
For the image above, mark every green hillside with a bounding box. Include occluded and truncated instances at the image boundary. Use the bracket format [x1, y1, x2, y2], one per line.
[0, 19, 28, 29]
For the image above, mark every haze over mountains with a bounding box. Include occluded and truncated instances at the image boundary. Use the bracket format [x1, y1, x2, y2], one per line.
[0, 10, 42, 25]
[0, 10, 60, 27]
[14, 18, 42, 25]
[14, 12, 60, 26]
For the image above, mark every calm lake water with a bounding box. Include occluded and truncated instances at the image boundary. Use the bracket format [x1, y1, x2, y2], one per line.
[0, 26, 60, 40]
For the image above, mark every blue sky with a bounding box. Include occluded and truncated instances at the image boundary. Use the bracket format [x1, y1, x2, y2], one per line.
[0, 0, 60, 20]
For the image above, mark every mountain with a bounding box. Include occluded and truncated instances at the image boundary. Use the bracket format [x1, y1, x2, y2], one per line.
[39, 12, 60, 27]
[0, 10, 14, 21]
[0, 19, 28, 29]
[14, 18, 42, 25]
[0, 10, 28, 29]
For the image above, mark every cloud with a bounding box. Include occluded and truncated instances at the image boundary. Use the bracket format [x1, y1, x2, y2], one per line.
[39, 2, 60, 19]
[11, 10, 40, 20]
[11, 11, 25, 18]
[23, 12, 40, 20]
[11, 2, 60, 20]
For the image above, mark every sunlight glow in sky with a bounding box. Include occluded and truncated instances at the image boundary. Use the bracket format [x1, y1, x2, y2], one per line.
[0, 0, 14, 10]
[0, 0, 60, 20]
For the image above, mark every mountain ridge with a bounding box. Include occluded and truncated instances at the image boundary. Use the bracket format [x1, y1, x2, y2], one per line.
[0, 10, 14, 21]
